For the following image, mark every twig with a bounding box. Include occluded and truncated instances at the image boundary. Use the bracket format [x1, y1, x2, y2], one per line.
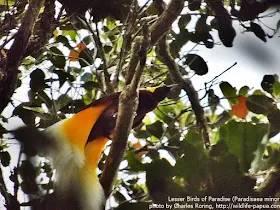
[83, 18, 114, 93]
[113, 0, 138, 88]
[207, 62, 237, 86]
[199, 62, 237, 100]
[95, 23, 114, 93]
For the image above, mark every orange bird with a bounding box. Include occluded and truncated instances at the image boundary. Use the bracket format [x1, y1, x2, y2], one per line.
[14, 86, 173, 210]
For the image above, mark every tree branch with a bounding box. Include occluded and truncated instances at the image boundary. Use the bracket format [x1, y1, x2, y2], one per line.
[101, 23, 150, 197]
[157, 37, 211, 149]
[257, 164, 280, 197]
[101, 0, 185, 198]
[0, 0, 44, 114]
[24, 0, 57, 57]
[150, 0, 185, 46]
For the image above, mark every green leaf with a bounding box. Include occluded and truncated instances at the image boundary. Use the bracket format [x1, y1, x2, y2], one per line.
[178, 14, 191, 30]
[113, 191, 127, 203]
[36, 90, 52, 108]
[219, 82, 237, 104]
[246, 95, 275, 115]
[273, 81, 280, 99]
[183, 54, 208, 76]
[13, 104, 36, 125]
[195, 15, 209, 35]
[82, 81, 100, 91]
[49, 47, 66, 69]
[79, 49, 93, 67]
[29, 68, 47, 92]
[267, 110, 280, 130]
[126, 151, 145, 172]
[169, 29, 190, 57]
[188, 0, 201, 11]
[210, 153, 255, 195]
[103, 45, 112, 53]
[133, 129, 151, 139]
[21, 181, 39, 194]
[53, 70, 74, 87]
[56, 94, 72, 111]
[251, 134, 271, 172]
[175, 130, 208, 191]
[56, 35, 72, 48]
[19, 160, 37, 181]
[261, 75, 275, 94]
[22, 106, 53, 121]
[238, 86, 250, 96]
[250, 22, 267, 42]
[0, 151, 10, 167]
[62, 30, 77, 41]
[208, 89, 220, 112]
[219, 120, 268, 172]
[146, 121, 164, 139]
[146, 159, 181, 202]
[0, 0, 15, 5]
[82, 35, 94, 45]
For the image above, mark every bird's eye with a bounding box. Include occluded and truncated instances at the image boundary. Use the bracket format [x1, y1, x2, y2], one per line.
[113, 113, 117, 118]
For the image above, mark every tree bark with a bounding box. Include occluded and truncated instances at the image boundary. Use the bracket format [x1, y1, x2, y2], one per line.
[0, 0, 44, 114]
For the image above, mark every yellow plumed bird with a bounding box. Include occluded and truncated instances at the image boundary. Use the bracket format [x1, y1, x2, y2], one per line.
[14, 86, 173, 210]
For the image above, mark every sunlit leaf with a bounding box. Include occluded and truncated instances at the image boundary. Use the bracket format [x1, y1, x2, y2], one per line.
[238, 86, 250, 96]
[0, 0, 15, 5]
[219, 120, 268, 172]
[219, 81, 237, 104]
[56, 94, 72, 111]
[273, 81, 280, 99]
[175, 130, 208, 191]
